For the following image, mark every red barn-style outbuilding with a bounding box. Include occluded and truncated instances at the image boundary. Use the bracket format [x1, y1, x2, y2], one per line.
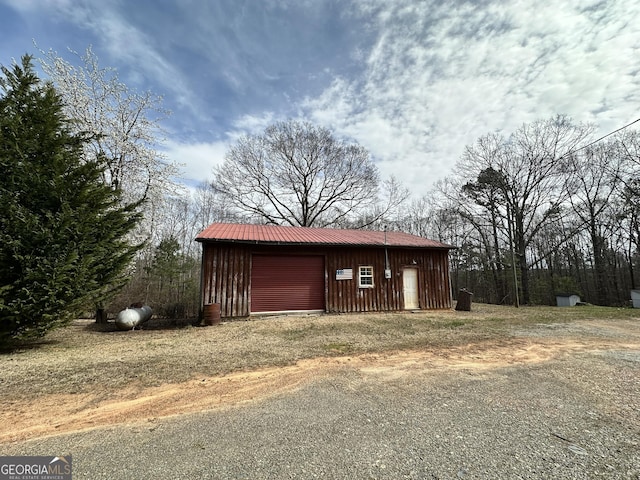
[196, 223, 454, 319]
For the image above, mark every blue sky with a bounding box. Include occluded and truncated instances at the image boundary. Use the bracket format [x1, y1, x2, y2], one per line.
[1, 0, 639, 197]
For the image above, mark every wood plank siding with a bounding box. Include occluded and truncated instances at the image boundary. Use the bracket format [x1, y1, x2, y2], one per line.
[201, 244, 252, 317]
[201, 243, 452, 318]
[325, 246, 451, 312]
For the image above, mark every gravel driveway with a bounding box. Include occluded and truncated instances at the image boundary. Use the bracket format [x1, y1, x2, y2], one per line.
[3, 321, 639, 479]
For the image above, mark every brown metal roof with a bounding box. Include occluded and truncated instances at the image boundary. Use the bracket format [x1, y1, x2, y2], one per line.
[195, 223, 454, 249]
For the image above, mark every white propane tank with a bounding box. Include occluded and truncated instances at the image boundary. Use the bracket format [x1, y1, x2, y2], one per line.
[115, 306, 153, 330]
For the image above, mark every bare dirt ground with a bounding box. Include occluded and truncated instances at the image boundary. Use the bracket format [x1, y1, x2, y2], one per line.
[1, 304, 639, 445]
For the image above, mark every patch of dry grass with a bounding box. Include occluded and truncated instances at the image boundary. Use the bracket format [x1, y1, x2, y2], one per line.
[1, 303, 637, 403]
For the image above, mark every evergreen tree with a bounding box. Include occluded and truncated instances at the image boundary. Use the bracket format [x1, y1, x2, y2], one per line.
[0, 55, 142, 345]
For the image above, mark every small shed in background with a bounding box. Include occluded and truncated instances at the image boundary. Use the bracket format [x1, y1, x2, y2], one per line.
[556, 293, 581, 307]
[631, 290, 640, 308]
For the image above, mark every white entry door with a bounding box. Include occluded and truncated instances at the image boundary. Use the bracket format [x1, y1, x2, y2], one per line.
[403, 268, 419, 310]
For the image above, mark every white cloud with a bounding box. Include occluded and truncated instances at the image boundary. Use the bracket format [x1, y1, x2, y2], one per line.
[2, 0, 73, 11]
[20, 1, 203, 120]
[89, 12, 198, 111]
[301, 0, 640, 197]
[230, 112, 279, 136]
[5, 0, 639, 201]
[163, 140, 228, 184]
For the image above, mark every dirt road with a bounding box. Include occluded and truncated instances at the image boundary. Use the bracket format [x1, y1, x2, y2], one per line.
[1, 320, 638, 437]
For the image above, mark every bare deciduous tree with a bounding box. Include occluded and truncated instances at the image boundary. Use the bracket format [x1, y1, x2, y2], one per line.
[566, 141, 623, 304]
[454, 115, 594, 304]
[213, 120, 406, 228]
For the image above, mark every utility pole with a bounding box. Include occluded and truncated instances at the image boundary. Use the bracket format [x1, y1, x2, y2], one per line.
[507, 205, 520, 308]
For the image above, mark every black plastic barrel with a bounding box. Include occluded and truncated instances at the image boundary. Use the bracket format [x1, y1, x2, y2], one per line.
[455, 289, 473, 311]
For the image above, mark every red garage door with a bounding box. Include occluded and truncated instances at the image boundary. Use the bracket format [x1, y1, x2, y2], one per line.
[251, 255, 325, 313]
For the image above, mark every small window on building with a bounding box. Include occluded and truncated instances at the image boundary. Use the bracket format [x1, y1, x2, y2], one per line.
[359, 266, 374, 288]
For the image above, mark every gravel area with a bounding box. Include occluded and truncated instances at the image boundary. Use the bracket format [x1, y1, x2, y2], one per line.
[3, 325, 639, 479]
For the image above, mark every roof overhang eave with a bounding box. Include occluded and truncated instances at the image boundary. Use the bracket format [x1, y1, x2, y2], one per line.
[195, 238, 455, 249]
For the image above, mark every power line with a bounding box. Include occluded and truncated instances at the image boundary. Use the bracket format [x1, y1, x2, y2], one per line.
[564, 117, 640, 158]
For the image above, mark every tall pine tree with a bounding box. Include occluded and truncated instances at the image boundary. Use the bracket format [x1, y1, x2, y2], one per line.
[0, 55, 142, 345]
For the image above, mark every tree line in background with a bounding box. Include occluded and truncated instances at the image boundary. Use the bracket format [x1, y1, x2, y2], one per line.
[2, 49, 640, 346]
[413, 117, 640, 307]
[114, 114, 640, 315]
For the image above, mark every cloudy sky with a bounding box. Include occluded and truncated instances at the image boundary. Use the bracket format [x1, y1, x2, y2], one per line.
[1, 0, 639, 197]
